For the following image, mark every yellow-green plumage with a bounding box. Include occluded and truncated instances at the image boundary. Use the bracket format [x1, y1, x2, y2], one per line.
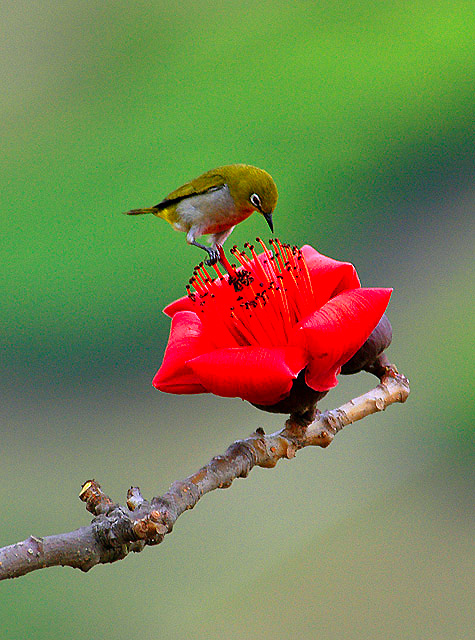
[125, 164, 278, 264]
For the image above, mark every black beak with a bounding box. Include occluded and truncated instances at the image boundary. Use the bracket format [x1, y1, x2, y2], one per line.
[263, 212, 274, 233]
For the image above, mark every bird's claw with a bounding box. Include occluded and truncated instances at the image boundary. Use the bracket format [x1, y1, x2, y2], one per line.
[205, 248, 220, 266]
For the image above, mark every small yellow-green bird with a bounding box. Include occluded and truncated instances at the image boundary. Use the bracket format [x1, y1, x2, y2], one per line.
[125, 164, 278, 264]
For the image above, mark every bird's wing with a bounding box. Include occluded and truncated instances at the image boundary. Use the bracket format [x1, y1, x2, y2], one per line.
[154, 171, 227, 209]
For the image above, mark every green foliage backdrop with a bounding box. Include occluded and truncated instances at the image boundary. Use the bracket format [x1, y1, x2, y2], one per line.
[2, 2, 473, 638]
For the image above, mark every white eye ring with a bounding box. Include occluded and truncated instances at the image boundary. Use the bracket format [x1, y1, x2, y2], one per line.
[250, 193, 261, 209]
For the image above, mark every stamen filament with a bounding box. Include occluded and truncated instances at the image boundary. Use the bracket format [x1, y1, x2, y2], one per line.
[187, 238, 317, 350]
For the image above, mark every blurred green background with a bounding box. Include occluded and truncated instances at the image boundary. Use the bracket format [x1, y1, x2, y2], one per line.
[1, 1, 474, 638]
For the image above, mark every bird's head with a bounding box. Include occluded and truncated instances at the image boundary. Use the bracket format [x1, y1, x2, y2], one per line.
[225, 165, 278, 233]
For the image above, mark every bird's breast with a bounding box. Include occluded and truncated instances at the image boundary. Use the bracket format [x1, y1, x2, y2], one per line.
[175, 185, 251, 234]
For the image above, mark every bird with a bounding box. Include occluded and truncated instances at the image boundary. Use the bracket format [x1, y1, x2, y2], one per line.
[124, 164, 278, 265]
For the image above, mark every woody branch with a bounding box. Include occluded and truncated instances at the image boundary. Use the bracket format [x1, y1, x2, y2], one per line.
[0, 366, 409, 581]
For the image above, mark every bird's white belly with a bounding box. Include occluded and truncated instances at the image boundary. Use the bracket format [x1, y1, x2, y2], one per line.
[175, 185, 246, 235]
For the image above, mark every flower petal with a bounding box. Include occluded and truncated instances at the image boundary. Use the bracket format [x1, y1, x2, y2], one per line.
[188, 346, 308, 405]
[299, 288, 392, 391]
[301, 245, 361, 307]
[163, 295, 194, 318]
[152, 311, 211, 393]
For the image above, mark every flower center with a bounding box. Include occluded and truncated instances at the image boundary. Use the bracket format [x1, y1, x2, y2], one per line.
[186, 238, 316, 348]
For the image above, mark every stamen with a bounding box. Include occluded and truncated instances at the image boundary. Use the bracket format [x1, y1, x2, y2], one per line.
[283, 264, 306, 318]
[297, 249, 315, 303]
[283, 243, 298, 271]
[186, 285, 196, 302]
[269, 238, 285, 273]
[272, 280, 293, 334]
[256, 237, 273, 264]
[245, 244, 270, 286]
[212, 263, 224, 279]
[198, 264, 212, 282]
[218, 246, 237, 278]
[189, 276, 205, 296]
[255, 241, 294, 336]
[230, 247, 253, 271]
[192, 269, 207, 290]
[234, 302, 273, 347]
[229, 311, 259, 346]
[285, 247, 311, 313]
[185, 239, 317, 350]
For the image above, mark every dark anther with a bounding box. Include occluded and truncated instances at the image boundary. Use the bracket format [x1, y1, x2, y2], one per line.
[228, 269, 254, 292]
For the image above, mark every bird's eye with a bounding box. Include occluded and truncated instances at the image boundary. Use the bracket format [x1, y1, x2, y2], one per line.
[250, 193, 261, 209]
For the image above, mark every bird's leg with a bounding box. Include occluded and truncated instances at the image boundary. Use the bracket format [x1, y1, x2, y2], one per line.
[209, 227, 235, 266]
[187, 230, 220, 265]
[210, 227, 235, 250]
[191, 240, 219, 265]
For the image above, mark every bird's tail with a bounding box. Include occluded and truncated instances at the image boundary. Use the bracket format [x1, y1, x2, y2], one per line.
[123, 207, 157, 215]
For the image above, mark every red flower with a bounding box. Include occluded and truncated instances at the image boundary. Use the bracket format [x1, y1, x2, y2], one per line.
[153, 240, 392, 407]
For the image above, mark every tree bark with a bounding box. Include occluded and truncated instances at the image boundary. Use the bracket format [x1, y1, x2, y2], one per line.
[0, 366, 409, 581]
